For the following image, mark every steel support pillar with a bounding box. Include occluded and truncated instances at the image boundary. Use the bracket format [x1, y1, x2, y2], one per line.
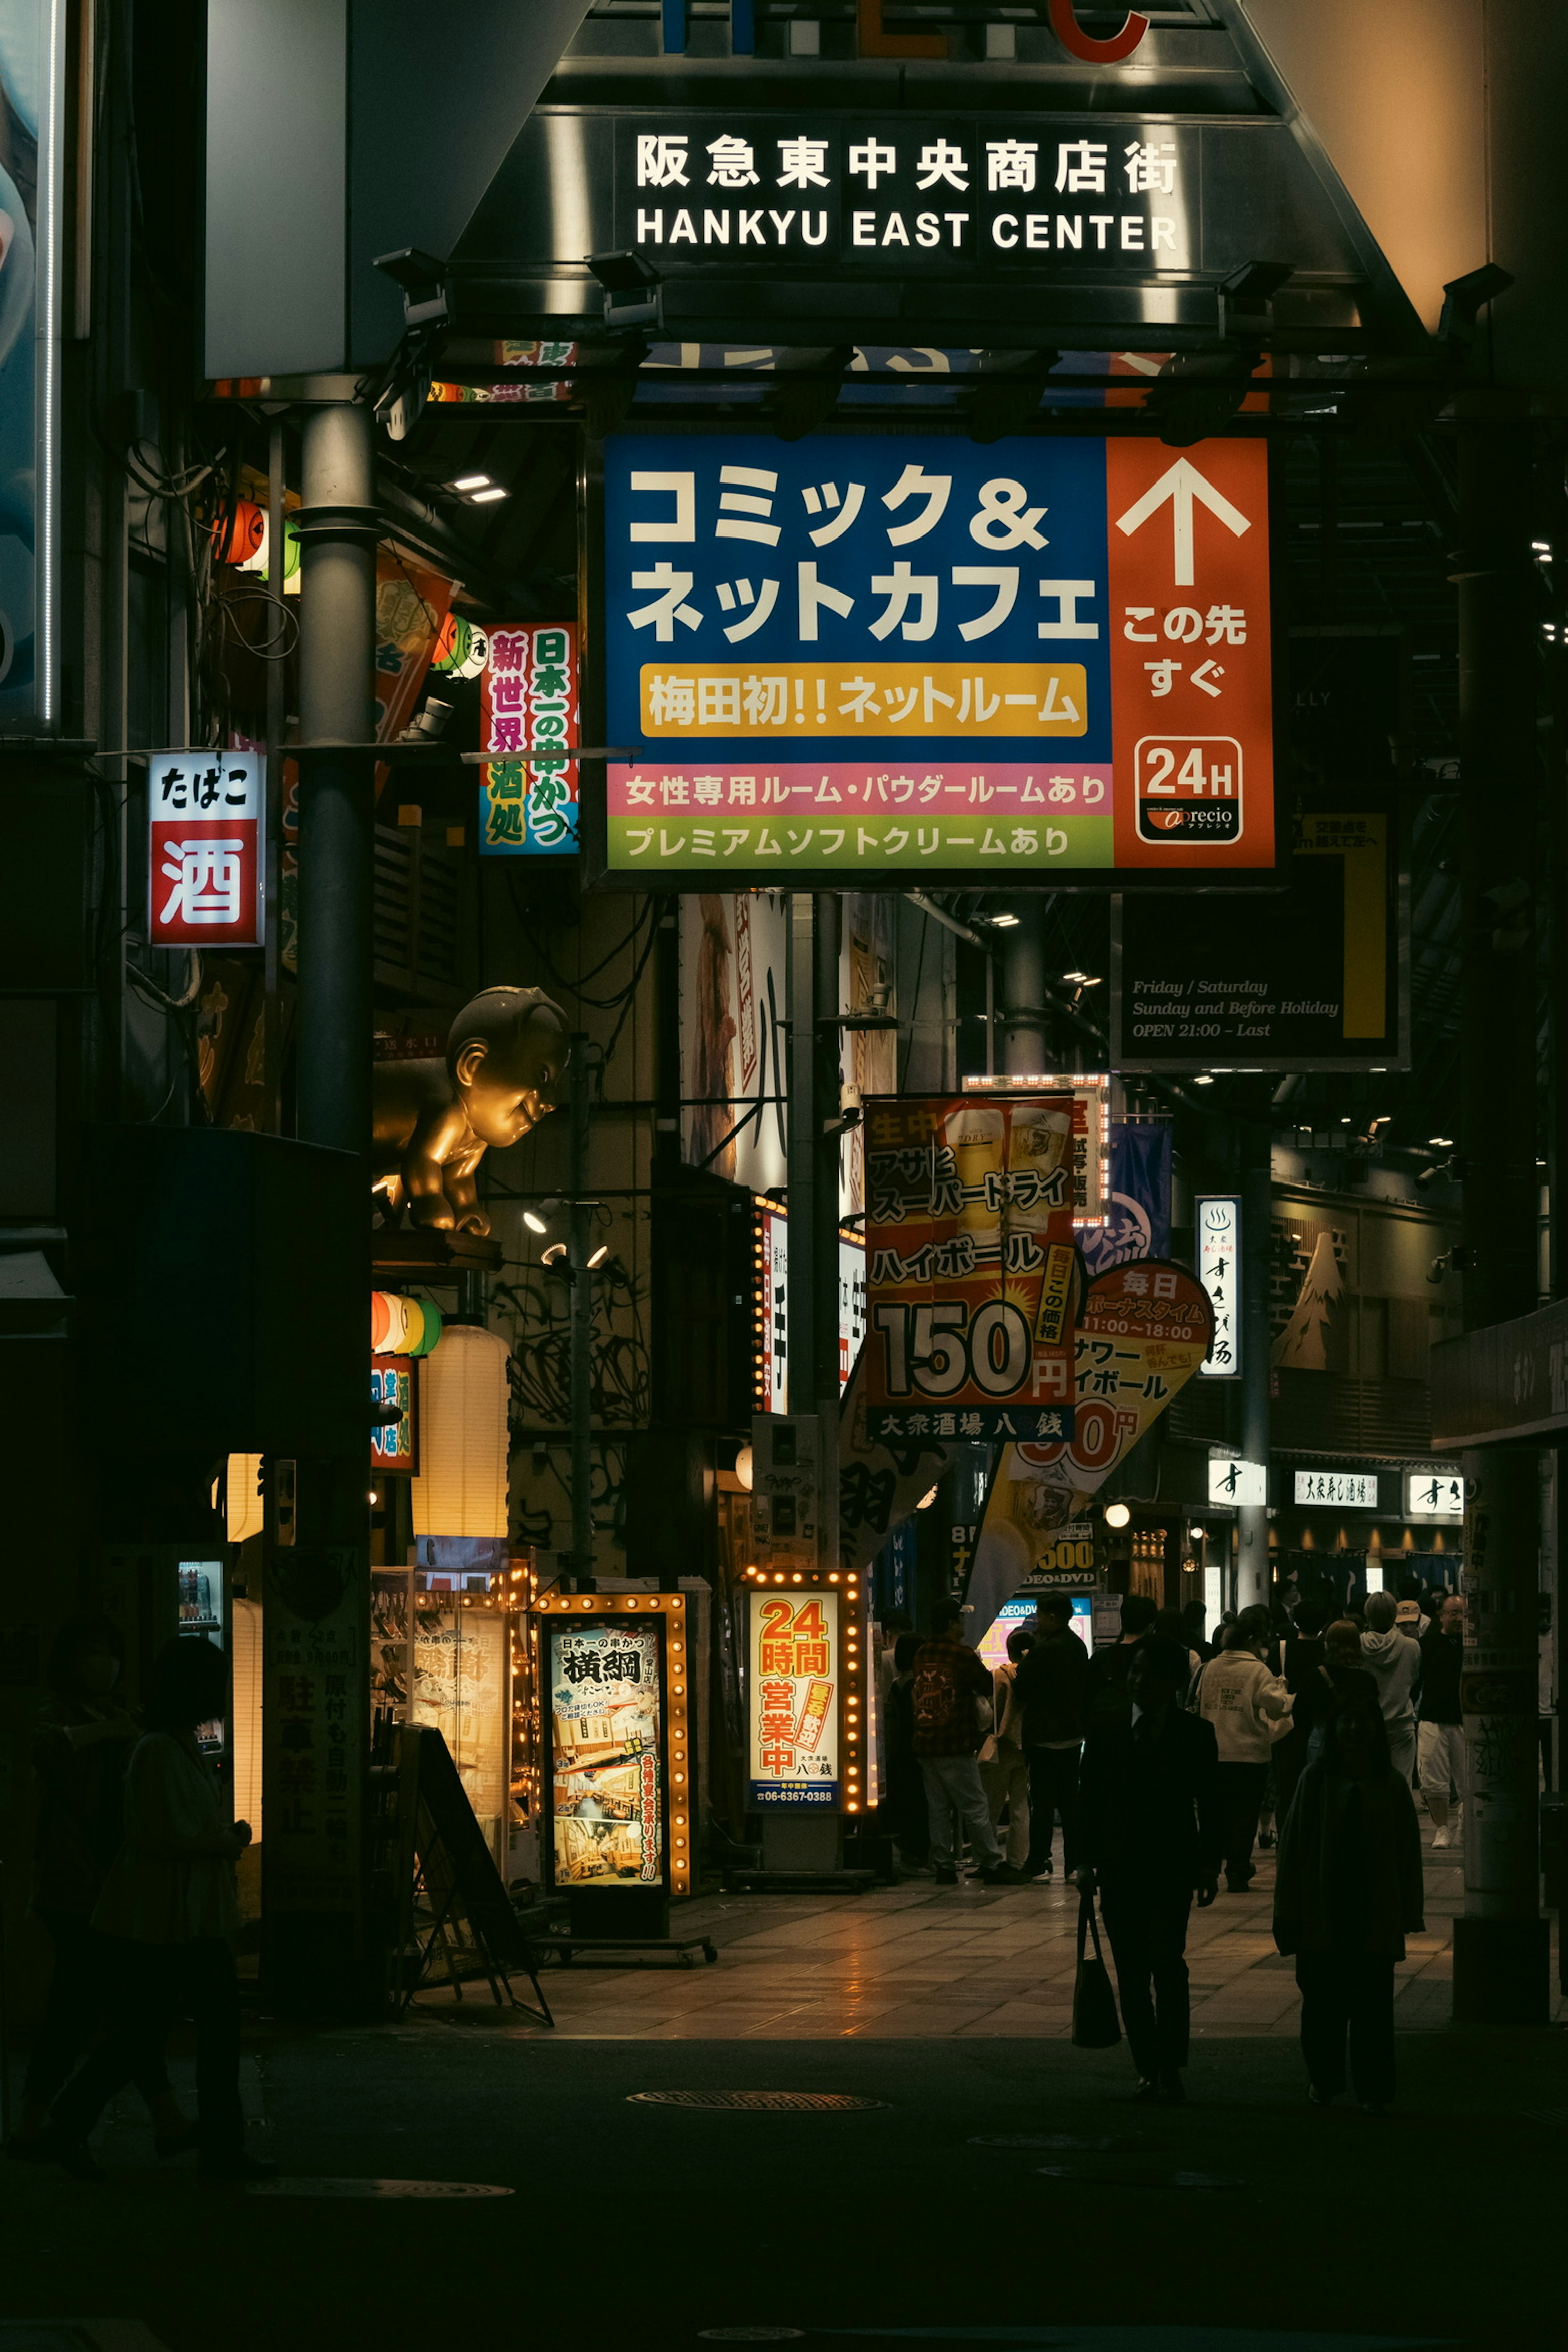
[263, 396, 377, 2012]
[1453, 417, 1550, 2024]
[1000, 904, 1049, 1074]
[777, 891, 842, 1870]
[1236, 1117, 1272, 1609]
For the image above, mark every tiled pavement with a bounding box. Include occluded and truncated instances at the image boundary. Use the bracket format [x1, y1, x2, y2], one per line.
[475, 1833, 1566, 2039]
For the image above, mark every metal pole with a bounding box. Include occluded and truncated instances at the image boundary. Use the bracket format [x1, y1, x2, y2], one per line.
[1453, 414, 1549, 2025]
[568, 1032, 595, 1586]
[1000, 903, 1049, 1075]
[1236, 1116, 1272, 1609]
[295, 401, 376, 1155]
[263, 414, 287, 1133]
[265, 394, 377, 2013]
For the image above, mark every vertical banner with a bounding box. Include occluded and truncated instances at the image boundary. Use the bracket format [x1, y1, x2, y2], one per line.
[966, 1258, 1214, 1641]
[1079, 1120, 1172, 1276]
[747, 1586, 841, 1808]
[479, 623, 580, 855]
[1196, 1193, 1241, 1377]
[148, 751, 263, 947]
[1105, 437, 1273, 872]
[864, 1092, 1079, 1441]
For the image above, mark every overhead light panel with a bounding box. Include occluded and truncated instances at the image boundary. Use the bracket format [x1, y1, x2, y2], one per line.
[989, 911, 1020, 928]
[522, 1211, 547, 1234]
[452, 473, 491, 492]
[588, 1245, 609, 1268]
[470, 486, 508, 504]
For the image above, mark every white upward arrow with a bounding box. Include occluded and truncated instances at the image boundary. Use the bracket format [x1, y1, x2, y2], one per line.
[1114, 457, 1251, 588]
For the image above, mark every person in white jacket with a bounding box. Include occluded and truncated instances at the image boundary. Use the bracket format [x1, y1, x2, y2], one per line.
[1360, 1590, 1422, 1785]
[1196, 1606, 1294, 1892]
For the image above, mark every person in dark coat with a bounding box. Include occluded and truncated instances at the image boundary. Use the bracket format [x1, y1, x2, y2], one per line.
[9, 1617, 188, 2160]
[1011, 1595, 1089, 1880]
[1273, 1686, 1425, 2114]
[1296, 1618, 1380, 1764]
[1085, 1592, 1158, 1726]
[1076, 1633, 1222, 2106]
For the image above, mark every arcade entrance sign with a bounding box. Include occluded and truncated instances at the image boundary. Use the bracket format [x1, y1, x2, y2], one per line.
[590, 429, 1274, 891]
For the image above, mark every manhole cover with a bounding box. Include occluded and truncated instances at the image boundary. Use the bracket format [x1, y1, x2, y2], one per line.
[629, 2091, 886, 2112]
[970, 2134, 1131, 2152]
[245, 2178, 514, 2199]
[1036, 2165, 1242, 2192]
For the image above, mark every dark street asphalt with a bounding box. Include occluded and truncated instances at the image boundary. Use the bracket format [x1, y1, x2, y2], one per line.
[3, 2020, 1566, 2352]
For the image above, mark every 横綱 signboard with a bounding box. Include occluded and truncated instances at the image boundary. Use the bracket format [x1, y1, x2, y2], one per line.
[597, 431, 1274, 889]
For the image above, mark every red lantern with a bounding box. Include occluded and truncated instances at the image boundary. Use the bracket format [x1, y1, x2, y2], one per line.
[213, 499, 265, 567]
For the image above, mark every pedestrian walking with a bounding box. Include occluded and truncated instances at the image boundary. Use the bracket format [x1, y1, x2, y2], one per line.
[979, 1626, 1033, 1871]
[884, 1632, 931, 1870]
[1076, 1633, 1222, 2105]
[1298, 1620, 1380, 1763]
[7, 1617, 190, 2161]
[1085, 1592, 1158, 1726]
[1273, 1686, 1425, 2114]
[1012, 1596, 1090, 1880]
[1360, 1590, 1421, 1785]
[1194, 1605, 1294, 1891]
[1417, 1592, 1466, 1847]
[40, 1637, 274, 2180]
[910, 1601, 1023, 1886]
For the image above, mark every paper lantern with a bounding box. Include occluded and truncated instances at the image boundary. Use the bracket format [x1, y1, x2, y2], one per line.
[370, 1291, 443, 1357]
[411, 1325, 511, 1539]
[212, 499, 264, 567]
[226, 1453, 264, 1544]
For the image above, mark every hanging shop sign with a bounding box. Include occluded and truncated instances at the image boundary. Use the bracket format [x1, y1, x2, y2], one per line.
[1405, 1468, 1465, 1520]
[1293, 1468, 1378, 1509]
[369, 1291, 443, 1358]
[370, 1356, 417, 1476]
[147, 750, 263, 947]
[753, 1203, 867, 1412]
[747, 1585, 841, 1809]
[1112, 805, 1405, 1072]
[1209, 1456, 1267, 1506]
[964, 1257, 1212, 1633]
[540, 1611, 672, 1891]
[478, 623, 579, 857]
[593, 431, 1274, 890]
[864, 1091, 1079, 1443]
[1196, 1193, 1240, 1379]
[1079, 1119, 1172, 1276]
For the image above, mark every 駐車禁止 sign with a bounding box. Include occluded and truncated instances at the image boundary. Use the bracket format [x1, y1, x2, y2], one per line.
[597, 431, 1273, 889]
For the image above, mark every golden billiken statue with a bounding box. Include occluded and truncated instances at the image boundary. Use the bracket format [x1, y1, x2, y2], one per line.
[372, 985, 568, 1235]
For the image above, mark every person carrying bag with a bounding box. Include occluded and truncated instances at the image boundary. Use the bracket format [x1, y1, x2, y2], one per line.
[1072, 1887, 1122, 2049]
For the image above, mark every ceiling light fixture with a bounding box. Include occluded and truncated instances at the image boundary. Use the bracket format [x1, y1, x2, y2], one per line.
[989, 911, 1020, 928]
[470, 486, 508, 504]
[452, 473, 491, 492]
[522, 1211, 547, 1234]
